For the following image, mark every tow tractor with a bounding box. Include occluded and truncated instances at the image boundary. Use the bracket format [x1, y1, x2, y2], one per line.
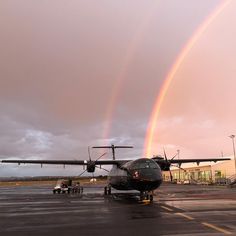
[53, 179, 83, 194]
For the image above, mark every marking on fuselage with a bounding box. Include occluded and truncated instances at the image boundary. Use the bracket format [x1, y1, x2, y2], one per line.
[161, 206, 174, 212]
[201, 222, 232, 235]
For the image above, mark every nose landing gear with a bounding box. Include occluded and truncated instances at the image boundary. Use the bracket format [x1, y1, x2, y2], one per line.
[140, 191, 154, 202]
[104, 186, 111, 195]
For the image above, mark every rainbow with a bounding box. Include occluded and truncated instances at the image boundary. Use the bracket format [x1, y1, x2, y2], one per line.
[102, 2, 160, 140]
[143, 0, 231, 157]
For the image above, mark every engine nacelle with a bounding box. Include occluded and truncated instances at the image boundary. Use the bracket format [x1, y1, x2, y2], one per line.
[87, 162, 96, 172]
[157, 161, 171, 171]
[152, 157, 171, 171]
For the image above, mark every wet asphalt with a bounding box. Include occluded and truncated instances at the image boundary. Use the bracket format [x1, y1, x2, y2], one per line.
[0, 182, 236, 236]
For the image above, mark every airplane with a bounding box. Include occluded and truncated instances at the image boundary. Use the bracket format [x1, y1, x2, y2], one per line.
[1, 145, 230, 201]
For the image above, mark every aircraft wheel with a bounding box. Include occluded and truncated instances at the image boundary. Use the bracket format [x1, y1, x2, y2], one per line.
[150, 195, 153, 202]
[108, 187, 111, 195]
[104, 187, 107, 195]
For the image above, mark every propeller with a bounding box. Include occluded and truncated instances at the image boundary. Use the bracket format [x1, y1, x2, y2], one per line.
[77, 147, 108, 178]
[163, 148, 184, 182]
[94, 150, 110, 172]
[163, 148, 173, 182]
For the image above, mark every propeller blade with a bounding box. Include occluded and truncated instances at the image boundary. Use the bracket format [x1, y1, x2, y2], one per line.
[163, 148, 168, 162]
[95, 165, 109, 172]
[169, 169, 173, 182]
[171, 153, 178, 160]
[95, 152, 107, 162]
[78, 169, 87, 177]
[88, 146, 91, 161]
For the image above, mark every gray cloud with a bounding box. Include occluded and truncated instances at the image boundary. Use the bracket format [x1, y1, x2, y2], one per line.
[0, 0, 222, 176]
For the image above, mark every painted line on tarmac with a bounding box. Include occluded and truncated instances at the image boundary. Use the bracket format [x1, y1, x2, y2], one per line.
[201, 222, 232, 235]
[161, 206, 174, 212]
[163, 203, 233, 235]
[175, 212, 194, 220]
[175, 212, 233, 235]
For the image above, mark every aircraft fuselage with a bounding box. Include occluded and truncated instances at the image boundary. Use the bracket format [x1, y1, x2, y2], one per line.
[108, 158, 162, 192]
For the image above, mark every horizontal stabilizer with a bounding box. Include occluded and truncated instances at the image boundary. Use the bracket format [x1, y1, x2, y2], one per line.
[93, 145, 133, 149]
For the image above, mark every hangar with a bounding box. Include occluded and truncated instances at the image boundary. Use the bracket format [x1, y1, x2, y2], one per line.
[163, 159, 236, 185]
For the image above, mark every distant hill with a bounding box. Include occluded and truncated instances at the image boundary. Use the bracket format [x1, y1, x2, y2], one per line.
[0, 175, 107, 182]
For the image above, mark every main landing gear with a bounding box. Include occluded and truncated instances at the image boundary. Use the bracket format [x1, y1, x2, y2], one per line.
[104, 186, 111, 195]
[140, 191, 153, 202]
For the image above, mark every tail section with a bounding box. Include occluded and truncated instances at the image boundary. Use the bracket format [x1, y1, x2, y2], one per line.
[93, 144, 133, 160]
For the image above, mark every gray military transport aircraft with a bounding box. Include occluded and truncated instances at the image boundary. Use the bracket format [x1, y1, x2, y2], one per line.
[1, 145, 230, 201]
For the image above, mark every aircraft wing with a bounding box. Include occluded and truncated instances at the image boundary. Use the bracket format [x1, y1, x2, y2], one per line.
[169, 157, 230, 164]
[1, 159, 125, 166]
[2, 157, 230, 167]
[153, 157, 230, 166]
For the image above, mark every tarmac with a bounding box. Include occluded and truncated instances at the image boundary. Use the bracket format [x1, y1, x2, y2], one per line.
[0, 182, 236, 236]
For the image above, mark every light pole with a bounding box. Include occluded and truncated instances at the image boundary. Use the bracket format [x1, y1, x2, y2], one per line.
[177, 149, 180, 182]
[229, 135, 236, 174]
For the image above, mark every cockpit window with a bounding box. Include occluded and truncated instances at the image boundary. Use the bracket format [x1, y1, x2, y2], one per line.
[130, 160, 158, 170]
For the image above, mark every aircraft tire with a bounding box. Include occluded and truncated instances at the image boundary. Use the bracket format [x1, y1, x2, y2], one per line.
[150, 195, 153, 202]
[108, 187, 111, 195]
[104, 187, 107, 195]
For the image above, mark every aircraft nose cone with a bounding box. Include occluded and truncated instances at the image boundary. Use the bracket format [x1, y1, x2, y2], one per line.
[130, 169, 162, 192]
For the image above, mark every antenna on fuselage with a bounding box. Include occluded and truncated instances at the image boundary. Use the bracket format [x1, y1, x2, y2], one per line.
[92, 144, 133, 160]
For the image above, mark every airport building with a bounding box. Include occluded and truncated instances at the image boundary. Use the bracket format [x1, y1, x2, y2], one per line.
[162, 159, 236, 184]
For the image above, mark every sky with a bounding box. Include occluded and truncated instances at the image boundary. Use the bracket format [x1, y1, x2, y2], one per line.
[0, 0, 235, 176]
